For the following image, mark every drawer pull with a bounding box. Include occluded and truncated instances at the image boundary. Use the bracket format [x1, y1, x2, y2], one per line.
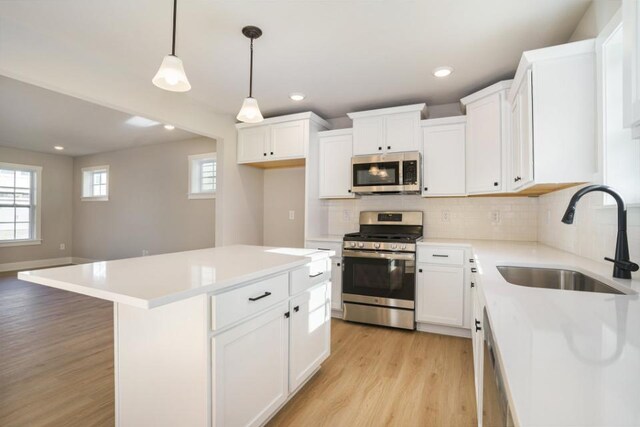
[309, 272, 323, 278]
[248, 291, 272, 302]
[471, 267, 478, 273]
[432, 254, 449, 258]
[294, 305, 300, 312]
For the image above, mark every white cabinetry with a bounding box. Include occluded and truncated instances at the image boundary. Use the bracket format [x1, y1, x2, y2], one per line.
[212, 303, 290, 427]
[237, 112, 330, 166]
[471, 271, 484, 424]
[508, 39, 597, 192]
[330, 257, 342, 313]
[461, 81, 511, 195]
[289, 282, 331, 391]
[421, 116, 466, 197]
[318, 129, 355, 198]
[623, 0, 640, 137]
[348, 104, 427, 155]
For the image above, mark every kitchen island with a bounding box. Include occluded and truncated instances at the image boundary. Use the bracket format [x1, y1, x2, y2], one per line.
[18, 245, 333, 427]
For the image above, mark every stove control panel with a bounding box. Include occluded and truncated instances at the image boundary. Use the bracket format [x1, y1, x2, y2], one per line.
[343, 241, 416, 252]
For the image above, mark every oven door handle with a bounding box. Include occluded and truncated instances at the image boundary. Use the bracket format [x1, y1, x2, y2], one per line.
[343, 250, 415, 261]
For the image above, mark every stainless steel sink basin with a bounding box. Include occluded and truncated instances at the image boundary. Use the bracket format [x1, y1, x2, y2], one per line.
[496, 266, 624, 295]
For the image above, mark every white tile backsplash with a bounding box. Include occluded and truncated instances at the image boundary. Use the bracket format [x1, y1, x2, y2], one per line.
[537, 184, 640, 265]
[326, 195, 539, 241]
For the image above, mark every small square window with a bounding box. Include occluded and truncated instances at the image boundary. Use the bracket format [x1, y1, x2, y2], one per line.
[82, 166, 109, 201]
[189, 153, 216, 199]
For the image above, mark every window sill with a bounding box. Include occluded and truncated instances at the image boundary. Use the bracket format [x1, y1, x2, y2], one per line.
[188, 192, 216, 200]
[82, 196, 109, 202]
[0, 239, 42, 248]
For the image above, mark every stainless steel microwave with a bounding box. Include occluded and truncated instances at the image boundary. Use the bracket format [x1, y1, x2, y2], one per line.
[351, 152, 421, 194]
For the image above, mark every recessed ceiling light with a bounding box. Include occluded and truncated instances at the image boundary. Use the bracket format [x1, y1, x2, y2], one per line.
[289, 93, 305, 101]
[164, 124, 175, 130]
[125, 116, 161, 128]
[433, 66, 453, 78]
[54, 146, 64, 151]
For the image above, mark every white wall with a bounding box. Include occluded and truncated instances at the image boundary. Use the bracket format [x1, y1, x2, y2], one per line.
[263, 167, 305, 247]
[0, 146, 73, 265]
[325, 195, 538, 241]
[72, 137, 217, 260]
[569, 0, 621, 41]
[537, 184, 640, 266]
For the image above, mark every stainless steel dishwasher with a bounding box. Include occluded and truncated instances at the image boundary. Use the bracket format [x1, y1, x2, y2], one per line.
[482, 308, 515, 426]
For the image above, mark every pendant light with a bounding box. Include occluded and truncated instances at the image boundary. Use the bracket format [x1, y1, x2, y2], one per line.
[237, 26, 264, 123]
[152, 0, 191, 92]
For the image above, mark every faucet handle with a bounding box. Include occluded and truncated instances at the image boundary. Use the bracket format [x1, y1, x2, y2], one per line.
[604, 257, 640, 272]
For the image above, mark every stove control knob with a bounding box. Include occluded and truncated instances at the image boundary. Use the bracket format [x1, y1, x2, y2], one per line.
[401, 244, 407, 250]
[391, 243, 398, 250]
[374, 242, 381, 249]
[350, 241, 357, 248]
[357, 242, 364, 248]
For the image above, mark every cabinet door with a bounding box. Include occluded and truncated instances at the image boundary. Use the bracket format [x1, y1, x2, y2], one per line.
[511, 71, 534, 190]
[238, 126, 270, 163]
[416, 265, 465, 327]
[465, 93, 503, 194]
[471, 283, 484, 423]
[289, 282, 331, 391]
[270, 120, 306, 159]
[353, 116, 384, 155]
[384, 112, 421, 153]
[330, 258, 342, 311]
[212, 303, 289, 427]
[422, 123, 466, 196]
[319, 134, 355, 198]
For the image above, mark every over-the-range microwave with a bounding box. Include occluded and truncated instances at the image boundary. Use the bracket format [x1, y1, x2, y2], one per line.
[351, 152, 421, 194]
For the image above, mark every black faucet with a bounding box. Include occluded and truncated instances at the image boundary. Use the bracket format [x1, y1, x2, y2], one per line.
[561, 185, 638, 279]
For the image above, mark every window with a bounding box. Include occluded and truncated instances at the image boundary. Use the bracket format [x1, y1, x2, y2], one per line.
[189, 153, 216, 199]
[599, 19, 640, 206]
[82, 165, 109, 201]
[0, 162, 42, 246]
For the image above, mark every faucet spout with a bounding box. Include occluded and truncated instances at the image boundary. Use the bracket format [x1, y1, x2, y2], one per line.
[561, 185, 637, 279]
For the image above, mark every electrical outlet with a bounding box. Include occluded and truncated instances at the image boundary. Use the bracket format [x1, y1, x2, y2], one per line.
[491, 210, 501, 225]
[142, 249, 149, 256]
[441, 210, 451, 223]
[288, 210, 295, 220]
[59, 243, 65, 250]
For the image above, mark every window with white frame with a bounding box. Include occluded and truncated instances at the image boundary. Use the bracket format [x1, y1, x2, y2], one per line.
[0, 162, 42, 245]
[82, 165, 109, 200]
[189, 153, 216, 199]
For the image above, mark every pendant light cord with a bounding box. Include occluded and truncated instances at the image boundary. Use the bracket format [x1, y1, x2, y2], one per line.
[171, 0, 177, 56]
[249, 37, 254, 97]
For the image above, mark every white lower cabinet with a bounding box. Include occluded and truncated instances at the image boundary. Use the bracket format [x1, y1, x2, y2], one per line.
[289, 282, 331, 391]
[416, 264, 465, 327]
[330, 258, 342, 312]
[212, 302, 290, 427]
[471, 277, 484, 423]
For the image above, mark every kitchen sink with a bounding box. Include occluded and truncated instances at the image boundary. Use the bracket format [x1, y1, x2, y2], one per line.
[496, 266, 625, 295]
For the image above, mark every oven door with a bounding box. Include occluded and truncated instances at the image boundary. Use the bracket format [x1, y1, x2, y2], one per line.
[342, 249, 415, 308]
[352, 160, 402, 193]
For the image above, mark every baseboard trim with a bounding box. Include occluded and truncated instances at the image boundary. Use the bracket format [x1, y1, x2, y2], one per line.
[0, 257, 73, 273]
[417, 322, 472, 339]
[331, 309, 343, 319]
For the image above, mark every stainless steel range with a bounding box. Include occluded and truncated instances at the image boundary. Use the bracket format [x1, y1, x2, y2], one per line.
[342, 211, 423, 330]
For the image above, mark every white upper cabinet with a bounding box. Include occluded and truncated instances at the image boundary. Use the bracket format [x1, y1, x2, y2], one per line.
[236, 112, 330, 166]
[421, 116, 466, 197]
[348, 104, 426, 155]
[461, 81, 512, 195]
[508, 40, 597, 193]
[318, 129, 355, 199]
[623, 0, 640, 137]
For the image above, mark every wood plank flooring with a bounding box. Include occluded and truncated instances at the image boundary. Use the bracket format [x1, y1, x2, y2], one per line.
[0, 273, 476, 426]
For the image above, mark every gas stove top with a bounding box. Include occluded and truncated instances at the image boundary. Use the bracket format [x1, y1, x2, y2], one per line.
[342, 211, 423, 253]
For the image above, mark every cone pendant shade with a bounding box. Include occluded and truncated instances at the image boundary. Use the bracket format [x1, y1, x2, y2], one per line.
[152, 55, 191, 92]
[236, 97, 264, 123]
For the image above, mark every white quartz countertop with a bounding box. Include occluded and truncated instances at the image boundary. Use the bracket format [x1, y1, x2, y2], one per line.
[18, 245, 325, 309]
[420, 239, 640, 426]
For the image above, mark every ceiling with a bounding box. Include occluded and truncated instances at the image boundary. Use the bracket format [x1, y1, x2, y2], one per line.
[0, 0, 591, 121]
[0, 76, 199, 156]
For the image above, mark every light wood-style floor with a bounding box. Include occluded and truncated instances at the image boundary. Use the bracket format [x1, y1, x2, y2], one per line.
[0, 273, 476, 426]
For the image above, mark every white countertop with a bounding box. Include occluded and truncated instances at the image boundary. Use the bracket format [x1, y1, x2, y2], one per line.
[18, 245, 324, 309]
[420, 239, 640, 426]
[305, 235, 344, 243]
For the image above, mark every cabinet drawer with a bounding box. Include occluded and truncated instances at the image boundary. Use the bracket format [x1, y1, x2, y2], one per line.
[305, 240, 342, 257]
[211, 274, 289, 330]
[290, 259, 330, 295]
[418, 247, 465, 266]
